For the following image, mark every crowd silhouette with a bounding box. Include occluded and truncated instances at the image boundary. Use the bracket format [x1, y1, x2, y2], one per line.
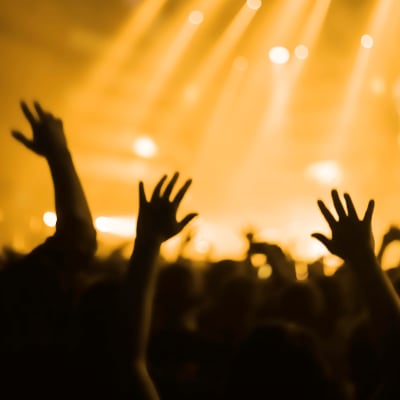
[1, 101, 400, 399]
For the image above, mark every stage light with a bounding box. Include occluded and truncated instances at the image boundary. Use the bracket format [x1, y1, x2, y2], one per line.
[306, 161, 342, 185]
[95, 216, 136, 237]
[43, 211, 57, 227]
[361, 34, 374, 48]
[188, 10, 204, 25]
[132, 136, 158, 158]
[268, 46, 290, 64]
[246, 0, 262, 11]
[294, 44, 309, 60]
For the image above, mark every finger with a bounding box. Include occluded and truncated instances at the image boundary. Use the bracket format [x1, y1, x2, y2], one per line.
[317, 200, 336, 229]
[344, 193, 358, 219]
[20, 101, 38, 125]
[33, 101, 46, 119]
[172, 179, 192, 207]
[151, 175, 167, 201]
[177, 213, 198, 232]
[163, 172, 179, 200]
[311, 233, 332, 251]
[11, 130, 36, 152]
[363, 199, 375, 224]
[138, 181, 147, 206]
[331, 190, 346, 219]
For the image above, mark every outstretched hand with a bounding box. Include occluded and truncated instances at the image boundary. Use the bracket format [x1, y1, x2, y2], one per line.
[311, 190, 375, 261]
[136, 172, 198, 243]
[12, 101, 67, 157]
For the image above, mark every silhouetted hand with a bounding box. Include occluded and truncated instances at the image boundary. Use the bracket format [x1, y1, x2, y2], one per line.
[382, 226, 400, 246]
[311, 190, 375, 261]
[136, 172, 198, 243]
[12, 101, 67, 157]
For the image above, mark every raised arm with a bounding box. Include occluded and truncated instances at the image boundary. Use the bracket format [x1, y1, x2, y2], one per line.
[122, 173, 197, 399]
[311, 190, 400, 336]
[377, 225, 400, 265]
[12, 101, 96, 255]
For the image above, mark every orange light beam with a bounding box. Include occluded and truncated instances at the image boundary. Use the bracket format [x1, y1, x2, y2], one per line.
[190, 1, 307, 199]
[130, 0, 217, 124]
[162, 0, 263, 139]
[258, 0, 332, 135]
[68, 0, 167, 102]
[331, 0, 395, 148]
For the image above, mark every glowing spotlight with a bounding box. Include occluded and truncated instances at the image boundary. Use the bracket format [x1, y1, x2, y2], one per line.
[188, 10, 204, 25]
[246, 0, 262, 11]
[43, 211, 57, 227]
[294, 44, 309, 60]
[306, 160, 342, 185]
[95, 216, 136, 237]
[361, 34, 374, 49]
[132, 136, 157, 158]
[233, 56, 249, 71]
[268, 46, 290, 65]
[258, 264, 272, 279]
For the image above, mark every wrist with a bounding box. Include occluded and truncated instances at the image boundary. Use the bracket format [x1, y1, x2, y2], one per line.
[347, 247, 378, 270]
[134, 234, 163, 250]
[46, 147, 71, 163]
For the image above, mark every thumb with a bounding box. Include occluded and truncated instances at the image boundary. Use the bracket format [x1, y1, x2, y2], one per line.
[311, 233, 332, 251]
[177, 213, 198, 232]
[11, 130, 36, 152]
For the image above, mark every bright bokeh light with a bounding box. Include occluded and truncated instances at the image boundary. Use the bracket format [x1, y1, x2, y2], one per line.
[233, 56, 249, 71]
[43, 211, 57, 227]
[250, 253, 267, 268]
[306, 160, 342, 185]
[257, 264, 272, 279]
[188, 10, 204, 25]
[132, 136, 158, 158]
[268, 46, 290, 65]
[361, 34, 374, 49]
[246, 0, 262, 11]
[294, 44, 309, 60]
[95, 216, 136, 237]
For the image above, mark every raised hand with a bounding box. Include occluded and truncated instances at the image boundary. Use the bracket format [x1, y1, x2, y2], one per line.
[12, 101, 67, 157]
[311, 190, 375, 262]
[382, 226, 400, 246]
[136, 172, 198, 243]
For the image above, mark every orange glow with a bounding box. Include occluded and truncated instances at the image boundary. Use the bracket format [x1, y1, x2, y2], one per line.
[1, 1, 400, 260]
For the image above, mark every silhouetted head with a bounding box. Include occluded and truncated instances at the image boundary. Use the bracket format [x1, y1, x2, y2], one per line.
[279, 281, 323, 329]
[224, 321, 342, 399]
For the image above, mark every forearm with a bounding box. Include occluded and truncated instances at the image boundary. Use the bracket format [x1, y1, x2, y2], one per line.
[126, 236, 161, 362]
[46, 149, 96, 247]
[377, 240, 389, 265]
[350, 250, 400, 336]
